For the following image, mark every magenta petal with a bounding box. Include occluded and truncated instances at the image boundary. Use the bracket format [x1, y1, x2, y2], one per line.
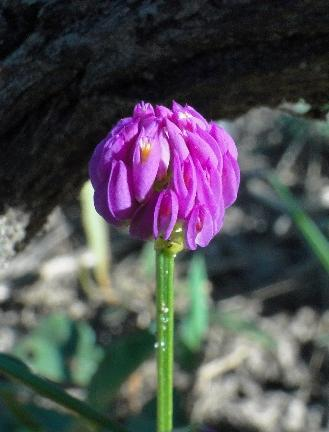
[109, 117, 131, 138]
[182, 158, 197, 216]
[222, 153, 240, 208]
[110, 119, 140, 160]
[108, 160, 135, 220]
[129, 193, 158, 240]
[196, 126, 223, 166]
[186, 130, 218, 167]
[157, 129, 170, 179]
[185, 104, 208, 126]
[132, 129, 161, 202]
[133, 102, 155, 117]
[153, 189, 178, 240]
[140, 118, 158, 137]
[209, 165, 225, 232]
[172, 101, 185, 112]
[173, 152, 187, 196]
[121, 120, 139, 143]
[195, 160, 216, 213]
[210, 123, 238, 159]
[155, 105, 173, 118]
[185, 205, 214, 250]
[94, 180, 118, 225]
[108, 135, 127, 160]
[89, 139, 105, 188]
[195, 206, 214, 247]
[227, 136, 238, 160]
[165, 119, 189, 160]
[89, 135, 124, 188]
[173, 154, 197, 218]
[193, 158, 225, 233]
[172, 101, 208, 130]
[185, 206, 198, 250]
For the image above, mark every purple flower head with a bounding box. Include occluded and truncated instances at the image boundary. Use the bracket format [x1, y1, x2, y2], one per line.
[89, 101, 240, 250]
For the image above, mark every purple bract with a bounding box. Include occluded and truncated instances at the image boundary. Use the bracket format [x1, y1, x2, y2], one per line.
[89, 101, 240, 250]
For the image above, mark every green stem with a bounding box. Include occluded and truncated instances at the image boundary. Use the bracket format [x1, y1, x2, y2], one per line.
[156, 249, 175, 432]
[0, 353, 127, 432]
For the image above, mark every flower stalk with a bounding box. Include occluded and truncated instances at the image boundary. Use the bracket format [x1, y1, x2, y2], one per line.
[156, 247, 174, 432]
[155, 230, 183, 432]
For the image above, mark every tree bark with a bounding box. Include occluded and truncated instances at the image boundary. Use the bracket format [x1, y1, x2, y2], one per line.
[0, 0, 328, 256]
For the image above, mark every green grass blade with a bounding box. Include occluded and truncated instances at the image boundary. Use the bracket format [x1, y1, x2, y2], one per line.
[80, 180, 111, 289]
[140, 241, 156, 279]
[0, 353, 128, 432]
[180, 253, 209, 352]
[268, 173, 329, 274]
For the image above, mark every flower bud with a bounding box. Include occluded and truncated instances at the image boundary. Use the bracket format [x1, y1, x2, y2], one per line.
[89, 101, 240, 250]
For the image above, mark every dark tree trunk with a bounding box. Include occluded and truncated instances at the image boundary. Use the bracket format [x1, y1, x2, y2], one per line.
[0, 0, 328, 257]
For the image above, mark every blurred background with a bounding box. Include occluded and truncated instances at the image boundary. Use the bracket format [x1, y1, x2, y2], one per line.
[0, 102, 328, 432]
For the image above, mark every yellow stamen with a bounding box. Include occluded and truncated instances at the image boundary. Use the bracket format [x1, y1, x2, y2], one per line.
[140, 138, 152, 162]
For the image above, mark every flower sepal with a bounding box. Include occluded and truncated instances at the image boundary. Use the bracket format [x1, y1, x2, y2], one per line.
[155, 224, 184, 256]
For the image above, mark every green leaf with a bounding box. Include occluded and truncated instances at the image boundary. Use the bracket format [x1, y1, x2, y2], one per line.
[72, 321, 104, 386]
[15, 336, 64, 382]
[0, 353, 128, 432]
[0, 395, 21, 432]
[24, 405, 74, 432]
[88, 329, 154, 409]
[14, 313, 73, 382]
[268, 173, 329, 274]
[0, 388, 75, 432]
[0, 384, 43, 431]
[180, 254, 209, 352]
[14, 313, 103, 386]
[35, 313, 73, 343]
